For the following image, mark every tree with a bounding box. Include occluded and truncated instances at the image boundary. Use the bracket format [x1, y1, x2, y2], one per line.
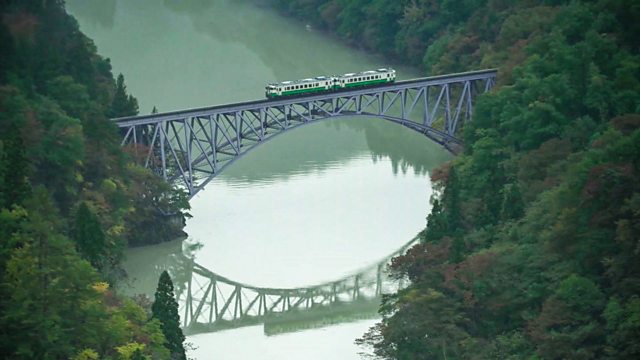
[109, 74, 139, 118]
[0, 122, 30, 209]
[500, 183, 524, 221]
[131, 348, 146, 360]
[0, 187, 100, 359]
[72, 202, 106, 268]
[152, 271, 186, 360]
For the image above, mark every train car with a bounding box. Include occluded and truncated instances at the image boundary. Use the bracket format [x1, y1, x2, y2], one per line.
[265, 76, 333, 98]
[334, 68, 395, 89]
[265, 68, 396, 98]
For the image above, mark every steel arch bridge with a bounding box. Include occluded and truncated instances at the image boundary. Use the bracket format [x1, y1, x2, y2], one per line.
[114, 69, 497, 198]
[174, 237, 418, 334]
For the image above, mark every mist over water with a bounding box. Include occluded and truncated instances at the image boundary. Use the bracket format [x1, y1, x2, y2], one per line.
[67, 0, 450, 358]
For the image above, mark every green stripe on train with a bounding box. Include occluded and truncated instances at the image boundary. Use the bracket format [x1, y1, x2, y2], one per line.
[280, 86, 328, 96]
[344, 78, 390, 88]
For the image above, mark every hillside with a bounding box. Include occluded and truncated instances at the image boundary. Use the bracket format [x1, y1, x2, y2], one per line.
[267, 0, 640, 358]
[0, 0, 188, 358]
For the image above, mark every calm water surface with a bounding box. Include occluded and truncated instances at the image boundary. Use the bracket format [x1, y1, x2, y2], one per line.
[67, 0, 450, 358]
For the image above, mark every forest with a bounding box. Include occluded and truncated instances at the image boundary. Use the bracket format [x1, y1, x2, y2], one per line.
[0, 0, 189, 358]
[266, 0, 640, 358]
[1, 0, 639, 359]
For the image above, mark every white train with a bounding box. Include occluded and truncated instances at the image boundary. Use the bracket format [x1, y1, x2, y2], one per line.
[265, 68, 396, 98]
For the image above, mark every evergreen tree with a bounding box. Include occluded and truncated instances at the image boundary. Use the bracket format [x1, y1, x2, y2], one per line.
[0, 141, 6, 208]
[449, 235, 465, 264]
[0, 188, 99, 359]
[109, 73, 139, 118]
[443, 166, 462, 232]
[72, 202, 106, 268]
[152, 271, 186, 360]
[500, 183, 525, 221]
[422, 199, 449, 243]
[0, 122, 30, 209]
[131, 348, 146, 360]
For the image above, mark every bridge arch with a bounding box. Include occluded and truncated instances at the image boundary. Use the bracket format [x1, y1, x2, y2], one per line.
[115, 69, 496, 197]
[173, 237, 418, 334]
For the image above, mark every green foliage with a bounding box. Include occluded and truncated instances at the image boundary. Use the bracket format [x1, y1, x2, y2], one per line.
[0, 1, 188, 358]
[500, 183, 524, 221]
[124, 164, 190, 246]
[604, 296, 640, 358]
[254, 0, 640, 358]
[152, 271, 186, 360]
[115, 342, 146, 360]
[0, 121, 30, 208]
[72, 349, 100, 360]
[73, 202, 106, 268]
[109, 74, 139, 118]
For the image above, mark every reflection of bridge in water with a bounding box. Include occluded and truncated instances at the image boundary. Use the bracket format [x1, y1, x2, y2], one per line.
[176, 237, 418, 335]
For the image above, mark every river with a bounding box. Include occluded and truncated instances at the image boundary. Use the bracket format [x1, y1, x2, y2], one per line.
[66, 0, 450, 358]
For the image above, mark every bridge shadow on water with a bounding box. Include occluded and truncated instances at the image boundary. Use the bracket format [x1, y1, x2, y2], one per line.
[186, 298, 382, 336]
[176, 236, 416, 336]
[123, 236, 417, 336]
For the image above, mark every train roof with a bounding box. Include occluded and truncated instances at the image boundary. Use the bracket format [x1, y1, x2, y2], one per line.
[336, 68, 395, 78]
[267, 76, 330, 86]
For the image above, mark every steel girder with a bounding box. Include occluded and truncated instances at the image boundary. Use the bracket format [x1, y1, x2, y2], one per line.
[115, 69, 496, 197]
[175, 237, 418, 333]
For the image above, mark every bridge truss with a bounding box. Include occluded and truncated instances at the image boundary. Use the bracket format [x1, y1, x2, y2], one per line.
[115, 69, 496, 197]
[175, 237, 417, 333]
